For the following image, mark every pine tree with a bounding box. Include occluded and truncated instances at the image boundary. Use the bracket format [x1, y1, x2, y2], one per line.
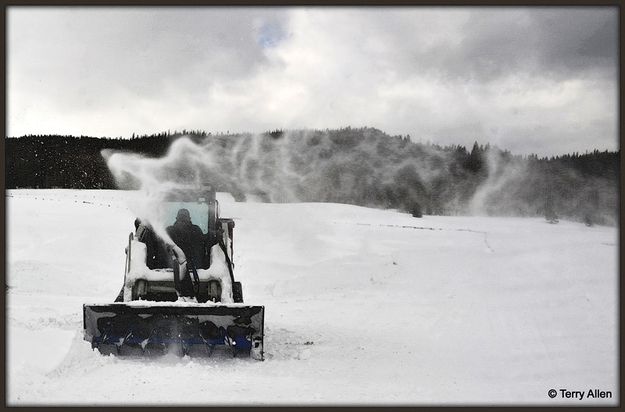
[544, 192, 558, 224]
[410, 202, 423, 218]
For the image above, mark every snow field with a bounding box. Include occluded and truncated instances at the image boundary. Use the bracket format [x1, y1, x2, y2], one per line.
[6, 189, 618, 405]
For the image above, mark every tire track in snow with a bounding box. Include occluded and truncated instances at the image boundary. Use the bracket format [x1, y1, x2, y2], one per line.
[8, 313, 81, 331]
[263, 327, 318, 361]
[344, 221, 495, 252]
[454, 228, 494, 253]
[6, 192, 130, 210]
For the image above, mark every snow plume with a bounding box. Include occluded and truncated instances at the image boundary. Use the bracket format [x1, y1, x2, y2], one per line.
[468, 149, 529, 216]
[102, 129, 618, 223]
[102, 138, 221, 243]
[102, 130, 531, 220]
[101, 134, 320, 238]
[102, 128, 446, 215]
[196, 128, 449, 208]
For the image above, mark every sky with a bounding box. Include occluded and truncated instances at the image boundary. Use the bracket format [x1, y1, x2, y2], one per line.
[7, 7, 618, 156]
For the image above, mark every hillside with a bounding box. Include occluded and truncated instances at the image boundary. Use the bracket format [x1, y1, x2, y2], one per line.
[5, 128, 619, 224]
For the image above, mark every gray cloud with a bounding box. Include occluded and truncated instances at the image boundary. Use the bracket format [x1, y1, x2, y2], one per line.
[361, 8, 617, 83]
[7, 6, 617, 156]
[532, 8, 617, 75]
[9, 7, 286, 107]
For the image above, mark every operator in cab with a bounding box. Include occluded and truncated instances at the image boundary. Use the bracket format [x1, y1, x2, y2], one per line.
[166, 208, 206, 270]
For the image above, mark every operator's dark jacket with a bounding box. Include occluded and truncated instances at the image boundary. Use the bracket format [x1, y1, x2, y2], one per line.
[166, 219, 205, 269]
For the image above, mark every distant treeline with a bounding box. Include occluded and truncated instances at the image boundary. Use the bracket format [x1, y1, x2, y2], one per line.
[5, 127, 619, 224]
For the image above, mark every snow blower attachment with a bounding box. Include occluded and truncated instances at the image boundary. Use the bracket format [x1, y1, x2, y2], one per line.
[83, 188, 264, 359]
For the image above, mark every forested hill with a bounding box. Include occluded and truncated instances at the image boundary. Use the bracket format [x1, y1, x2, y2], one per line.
[5, 128, 619, 225]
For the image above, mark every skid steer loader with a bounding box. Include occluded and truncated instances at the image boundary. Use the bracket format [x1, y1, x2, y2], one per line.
[83, 187, 264, 359]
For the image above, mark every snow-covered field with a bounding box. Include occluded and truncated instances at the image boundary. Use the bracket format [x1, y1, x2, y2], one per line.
[6, 189, 618, 405]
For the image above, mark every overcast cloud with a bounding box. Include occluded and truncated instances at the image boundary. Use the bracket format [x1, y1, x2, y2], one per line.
[7, 7, 618, 156]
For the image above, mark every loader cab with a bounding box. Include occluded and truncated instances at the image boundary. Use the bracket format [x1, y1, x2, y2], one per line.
[158, 201, 213, 270]
[160, 186, 218, 239]
[126, 187, 239, 304]
[142, 188, 223, 270]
